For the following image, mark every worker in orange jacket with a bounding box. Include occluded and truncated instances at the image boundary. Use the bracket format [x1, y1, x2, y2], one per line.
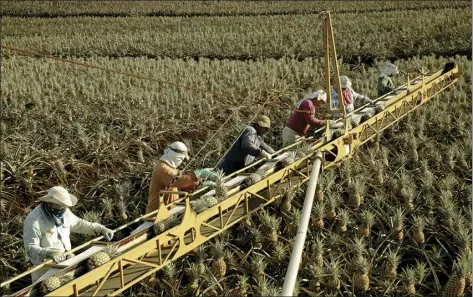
[146, 141, 219, 214]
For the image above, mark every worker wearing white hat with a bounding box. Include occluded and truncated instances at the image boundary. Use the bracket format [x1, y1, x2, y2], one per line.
[331, 75, 373, 118]
[282, 90, 335, 147]
[23, 186, 115, 282]
[146, 141, 220, 214]
[378, 62, 399, 97]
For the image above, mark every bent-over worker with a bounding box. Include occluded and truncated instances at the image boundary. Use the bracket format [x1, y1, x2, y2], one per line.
[378, 62, 399, 97]
[282, 90, 335, 147]
[146, 141, 219, 214]
[23, 186, 114, 282]
[331, 75, 373, 117]
[216, 115, 275, 175]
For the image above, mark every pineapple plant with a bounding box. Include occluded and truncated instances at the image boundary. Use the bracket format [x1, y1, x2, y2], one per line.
[185, 263, 200, 294]
[325, 258, 342, 291]
[214, 169, 228, 201]
[193, 245, 207, 275]
[401, 266, 418, 296]
[312, 235, 324, 267]
[402, 184, 415, 213]
[325, 192, 339, 222]
[392, 207, 405, 242]
[353, 257, 370, 293]
[455, 227, 472, 257]
[311, 202, 325, 230]
[272, 242, 287, 262]
[315, 177, 324, 202]
[281, 186, 296, 212]
[229, 274, 249, 297]
[385, 250, 401, 279]
[117, 198, 128, 222]
[358, 210, 375, 238]
[444, 257, 469, 297]
[351, 237, 367, 266]
[411, 215, 426, 244]
[309, 264, 324, 292]
[348, 179, 365, 209]
[374, 160, 385, 185]
[163, 262, 176, 283]
[251, 227, 264, 249]
[251, 254, 267, 282]
[260, 210, 281, 245]
[286, 208, 301, 234]
[210, 239, 227, 279]
[190, 198, 209, 213]
[88, 243, 120, 270]
[338, 208, 349, 232]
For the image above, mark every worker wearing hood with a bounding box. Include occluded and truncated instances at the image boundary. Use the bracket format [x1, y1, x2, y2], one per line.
[146, 141, 219, 214]
[331, 75, 373, 118]
[378, 62, 399, 97]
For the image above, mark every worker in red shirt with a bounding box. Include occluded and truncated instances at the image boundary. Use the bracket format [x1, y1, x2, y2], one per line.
[281, 90, 335, 147]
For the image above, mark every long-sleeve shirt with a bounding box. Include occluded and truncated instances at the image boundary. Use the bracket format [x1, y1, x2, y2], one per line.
[216, 125, 275, 175]
[377, 73, 395, 97]
[146, 161, 198, 214]
[24, 205, 102, 265]
[287, 99, 326, 136]
[331, 87, 370, 118]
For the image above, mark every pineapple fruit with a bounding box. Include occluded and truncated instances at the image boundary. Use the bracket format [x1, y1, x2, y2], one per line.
[412, 215, 426, 244]
[88, 243, 120, 271]
[312, 235, 324, 267]
[309, 264, 324, 292]
[243, 172, 262, 188]
[385, 250, 401, 279]
[229, 274, 249, 297]
[261, 210, 281, 245]
[279, 152, 296, 168]
[338, 208, 349, 232]
[311, 202, 325, 230]
[193, 245, 207, 275]
[353, 257, 370, 293]
[326, 258, 342, 290]
[214, 169, 228, 201]
[326, 192, 338, 222]
[251, 254, 267, 282]
[210, 239, 227, 279]
[41, 275, 62, 294]
[348, 179, 365, 209]
[358, 210, 375, 238]
[281, 187, 296, 212]
[444, 257, 469, 297]
[392, 207, 405, 242]
[401, 267, 418, 296]
[185, 263, 200, 294]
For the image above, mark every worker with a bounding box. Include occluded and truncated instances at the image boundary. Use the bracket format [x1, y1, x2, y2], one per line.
[378, 62, 399, 97]
[331, 75, 373, 117]
[146, 141, 219, 214]
[216, 115, 275, 175]
[23, 186, 115, 282]
[282, 90, 335, 147]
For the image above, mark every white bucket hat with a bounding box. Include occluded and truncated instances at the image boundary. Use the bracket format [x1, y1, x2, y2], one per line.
[38, 186, 77, 207]
[302, 90, 327, 102]
[340, 76, 352, 88]
[169, 141, 190, 160]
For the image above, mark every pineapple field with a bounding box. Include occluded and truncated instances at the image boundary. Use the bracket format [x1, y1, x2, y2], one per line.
[1, 1, 472, 296]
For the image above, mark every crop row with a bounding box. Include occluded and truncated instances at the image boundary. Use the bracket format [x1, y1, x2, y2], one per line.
[1, 1, 470, 18]
[3, 8, 471, 61]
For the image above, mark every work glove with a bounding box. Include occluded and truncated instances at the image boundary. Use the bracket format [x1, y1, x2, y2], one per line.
[46, 250, 68, 264]
[194, 168, 219, 181]
[259, 150, 272, 161]
[66, 253, 75, 260]
[202, 180, 217, 188]
[364, 97, 374, 104]
[97, 225, 114, 241]
[328, 120, 338, 128]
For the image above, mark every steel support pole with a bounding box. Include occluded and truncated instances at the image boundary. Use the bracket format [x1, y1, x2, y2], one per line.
[280, 151, 323, 296]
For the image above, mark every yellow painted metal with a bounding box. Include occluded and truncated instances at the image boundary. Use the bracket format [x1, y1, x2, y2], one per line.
[3, 12, 460, 297]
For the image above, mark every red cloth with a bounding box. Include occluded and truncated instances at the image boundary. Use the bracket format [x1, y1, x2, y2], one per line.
[287, 100, 326, 136]
[342, 88, 353, 105]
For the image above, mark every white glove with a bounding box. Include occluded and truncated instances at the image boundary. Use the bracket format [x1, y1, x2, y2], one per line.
[329, 120, 338, 128]
[260, 150, 272, 160]
[46, 250, 67, 263]
[97, 225, 114, 241]
[364, 97, 374, 104]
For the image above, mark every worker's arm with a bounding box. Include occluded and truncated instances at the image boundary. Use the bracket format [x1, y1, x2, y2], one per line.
[241, 128, 264, 156]
[23, 219, 49, 263]
[68, 209, 103, 235]
[170, 172, 198, 189]
[381, 76, 395, 93]
[301, 101, 326, 127]
[351, 88, 373, 104]
[260, 138, 275, 154]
